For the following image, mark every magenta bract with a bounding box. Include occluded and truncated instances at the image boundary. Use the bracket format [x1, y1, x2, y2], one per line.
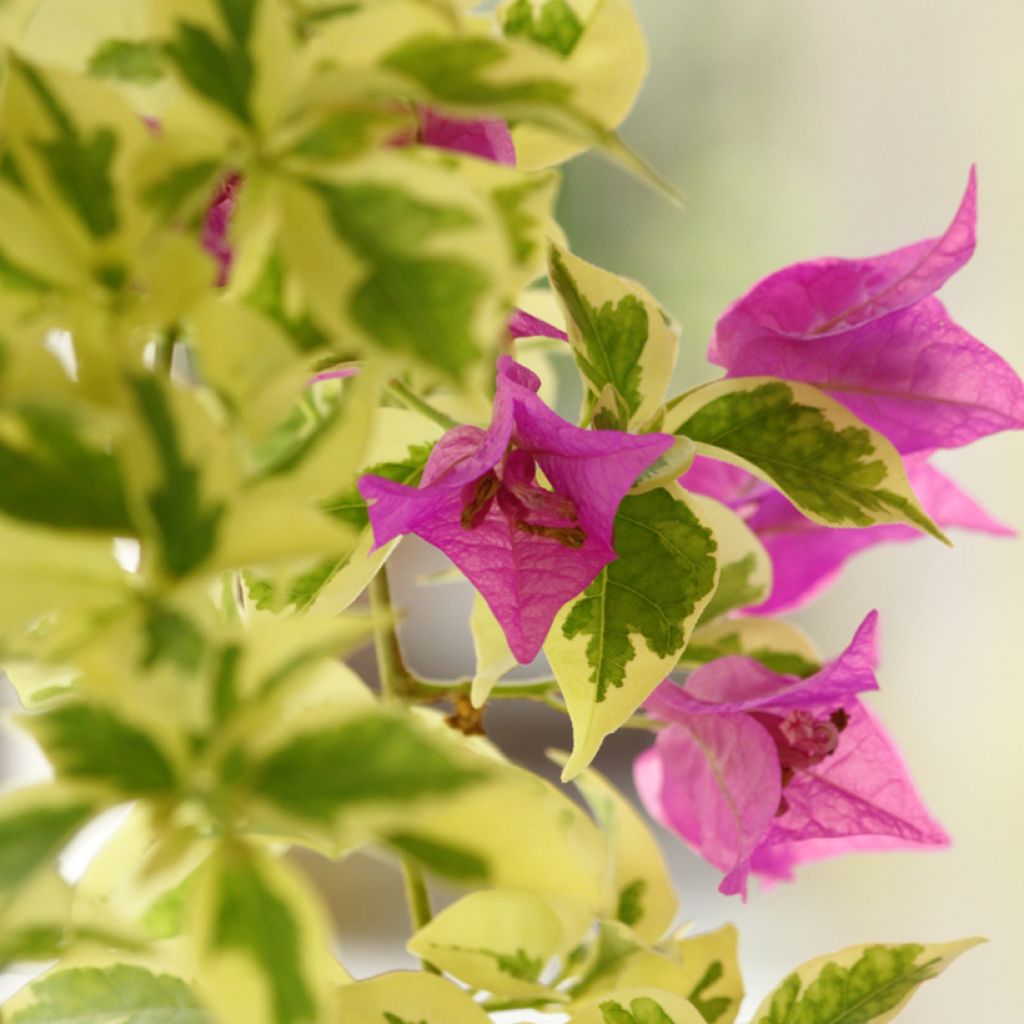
[709, 168, 1024, 453]
[636, 612, 949, 896]
[359, 357, 674, 663]
[419, 109, 517, 166]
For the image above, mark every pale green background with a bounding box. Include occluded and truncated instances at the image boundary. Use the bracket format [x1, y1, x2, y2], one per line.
[555, 2, 1024, 1019]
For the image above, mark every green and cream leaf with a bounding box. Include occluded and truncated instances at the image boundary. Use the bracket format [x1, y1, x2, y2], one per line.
[545, 484, 719, 779]
[549, 242, 678, 430]
[665, 379, 945, 540]
[751, 939, 981, 1024]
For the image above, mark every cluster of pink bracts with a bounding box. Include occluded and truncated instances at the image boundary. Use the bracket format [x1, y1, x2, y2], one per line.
[205, 114, 1024, 896]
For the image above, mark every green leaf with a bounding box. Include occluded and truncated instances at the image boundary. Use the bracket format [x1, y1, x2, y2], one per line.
[503, 0, 585, 55]
[12, 59, 120, 238]
[127, 375, 226, 579]
[335, 972, 492, 1024]
[610, 926, 744, 1024]
[312, 179, 489, 378]
[210, 858, 314, 1022]
[569, 988, 705, 1024]
[9, 964, 210, 1024]
[0, 788, 96, 897]
[545, 484, 718, 778]
[164, 15, 255, 126]
[688, 496, 772, 622]
[680, 617, 821, 677]
[383, 33, 573, 106]
[389, 764, 608, 911]
[665, 379, 945, 541]
[22, 702, 178, 795]
[193, 846, 336, 1024]
[408, 888, 590, 999]
[548, 243, 677, 430]
[141, 159, 223, 221]
[386, 832, 489, 881]
[88, 39, 167, 84]
[246, 710, 486, 826]
[751, 939, 981, 1024]
[0, 405, 134, 532]
[550, 753, 677, 944]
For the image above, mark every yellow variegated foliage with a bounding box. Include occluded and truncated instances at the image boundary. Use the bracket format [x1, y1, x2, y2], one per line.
[409, 887, 591, 999]
[247, 405, 443, 620]
[550, 752, 677, 944]
[680, 617, 821, 674]
[590, 925, 744, 1024]
[545, 483, 720, 780]
[687, 495, 772, 622]
[0, 515, 126, 647]
[569, 986, 707, 1024]
[395, 763, 608, 912]
[335, 970, 492, 1024]
[74, 805, 215, 940]
[750, 939, 982, 1024]
[187, 842, 343, 1024]
[663, 378, 947, 541]
[547, 241, 678, 431]
[499, 0, 649, 170]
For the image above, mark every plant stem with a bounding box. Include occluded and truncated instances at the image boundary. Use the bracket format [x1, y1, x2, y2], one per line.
[386, 379, 460, 430]
[367, 566, 439, 971]
[367, 568, 415, 701]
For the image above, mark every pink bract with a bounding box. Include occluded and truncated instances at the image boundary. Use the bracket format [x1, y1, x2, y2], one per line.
[359, 357, 673, 663]
[636, 612, 949, 896]
[709, 168, 1024, 453]
[419, 109, 517, 166]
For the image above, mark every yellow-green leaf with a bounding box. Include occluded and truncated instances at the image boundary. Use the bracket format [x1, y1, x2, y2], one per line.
[680, 617, 821, 677]
[500, 0, 648, 170]
[664, 379, 946, 541]
[688, 495, 772, 622]
[548, 242, 677, 430]
[408, 888, 590, 999]
[188, 843, 339, 1024]
[751, 939, 982, 1024]
[334, 971, 491, 1024]
[550, 752, 676, 943]
[545, 484, 719, 779]
[570, 987, 706, 1024]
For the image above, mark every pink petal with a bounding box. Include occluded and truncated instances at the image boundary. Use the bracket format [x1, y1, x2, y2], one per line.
[708, 169, 1024, 453]
[715, 297, 1024, 454]
[419, 109, 517, 165]
[748, 456, 1014, 614]
[752, 700, 949, 878]
[508, 308, 568, 341]
[635, 715, 782, 898]
[359, 358, 673, 663]
[647, 612, 879, 717]
[710, 168, 976, 357]
[202, 172, 241, 287]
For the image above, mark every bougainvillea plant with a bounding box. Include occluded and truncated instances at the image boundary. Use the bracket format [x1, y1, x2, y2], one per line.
[0, 1, 1020, 1022]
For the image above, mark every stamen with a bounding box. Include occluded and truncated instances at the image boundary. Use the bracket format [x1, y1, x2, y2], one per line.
[514, 521, 587, 548]
[460, 472, 501, 529]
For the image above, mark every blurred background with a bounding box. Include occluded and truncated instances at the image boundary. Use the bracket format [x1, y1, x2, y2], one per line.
[3, 1, 1023, 1019]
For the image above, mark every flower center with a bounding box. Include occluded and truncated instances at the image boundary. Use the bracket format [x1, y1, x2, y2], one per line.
[751, 708, 849, 817]
[459, 450, 586, 548]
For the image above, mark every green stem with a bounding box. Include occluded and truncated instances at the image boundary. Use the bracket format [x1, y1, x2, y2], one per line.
[367, 569, 415, 701]
[366, 566, 439, 971]
[386, 379, 459, 431]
